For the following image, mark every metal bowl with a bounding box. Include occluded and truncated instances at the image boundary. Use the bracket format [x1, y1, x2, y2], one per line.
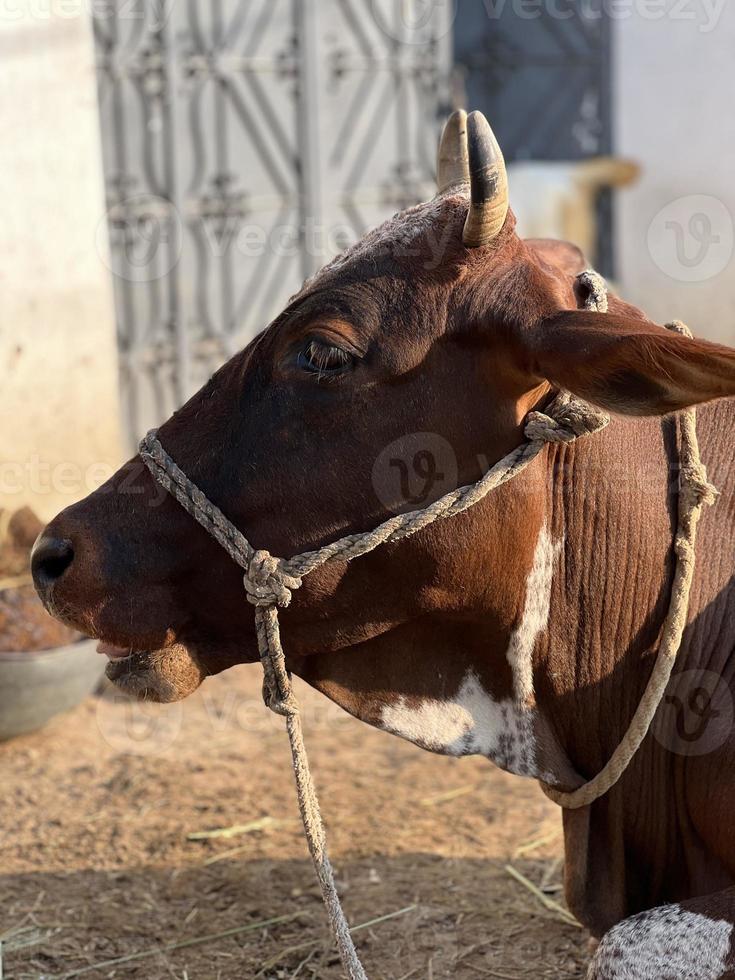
[0, 639, 104, 740]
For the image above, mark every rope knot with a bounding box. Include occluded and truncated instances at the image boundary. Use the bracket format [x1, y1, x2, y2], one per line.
[524, 411, 573, 444]
[262, 674, 300, 717]
[244, 550, 302, 608]
[680, 462, 718, 509]
[576, 269, 609, 313]
[524, 401, 609, 445]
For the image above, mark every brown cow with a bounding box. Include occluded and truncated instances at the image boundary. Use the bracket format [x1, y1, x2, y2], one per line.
[32, 111, 735, 978]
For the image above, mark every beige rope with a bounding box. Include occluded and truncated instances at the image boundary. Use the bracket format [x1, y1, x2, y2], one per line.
[138, 270, 714, 975]
[255, 603, 365, 978]
[541, 319, 717, 808]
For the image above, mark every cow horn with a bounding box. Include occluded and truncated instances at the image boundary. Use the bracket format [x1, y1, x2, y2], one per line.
[436, 109, 469, 193]
[462, 111, 509, 247]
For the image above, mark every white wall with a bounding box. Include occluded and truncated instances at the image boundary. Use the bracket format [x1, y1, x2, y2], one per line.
[0, 8, 123, 521]
[615, 0, 735, 343]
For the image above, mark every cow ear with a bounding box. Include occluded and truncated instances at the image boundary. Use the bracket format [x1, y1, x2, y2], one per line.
[527, 309, 735, 416]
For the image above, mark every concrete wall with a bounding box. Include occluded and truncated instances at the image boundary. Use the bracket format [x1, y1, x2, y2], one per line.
[615, 0, 735, 343]
[0, 8, 123, 522]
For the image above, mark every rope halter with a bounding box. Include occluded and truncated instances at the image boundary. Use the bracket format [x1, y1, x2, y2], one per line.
[137, 270, 715, 978]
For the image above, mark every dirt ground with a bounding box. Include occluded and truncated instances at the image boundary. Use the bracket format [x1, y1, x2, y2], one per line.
[1, 664, 590, 980]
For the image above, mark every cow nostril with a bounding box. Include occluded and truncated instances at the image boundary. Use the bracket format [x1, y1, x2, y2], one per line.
[31, 535, 75, 589]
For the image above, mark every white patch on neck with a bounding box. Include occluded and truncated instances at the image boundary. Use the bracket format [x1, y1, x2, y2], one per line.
[378, 524, 561, 778]
[379, 670, 539, 775]
[590, 903, 734, 979]
[506, 525, 563, 705]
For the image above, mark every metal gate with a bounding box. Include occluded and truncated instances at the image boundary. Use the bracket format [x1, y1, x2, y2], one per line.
[93, 0, 453, 447]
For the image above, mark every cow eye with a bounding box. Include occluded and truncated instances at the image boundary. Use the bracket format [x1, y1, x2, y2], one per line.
[297, 339, 353, 379]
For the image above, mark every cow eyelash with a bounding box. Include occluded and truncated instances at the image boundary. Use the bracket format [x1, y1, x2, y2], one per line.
[297, 339, 354, 380]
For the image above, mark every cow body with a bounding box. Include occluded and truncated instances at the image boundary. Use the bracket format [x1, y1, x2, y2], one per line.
[292, 399, 735, 940]
[31, 112, 735, 977]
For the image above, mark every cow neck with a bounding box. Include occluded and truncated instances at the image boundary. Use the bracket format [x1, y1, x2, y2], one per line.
[537, 318, 716, 807]
[137, 271, 715, 980]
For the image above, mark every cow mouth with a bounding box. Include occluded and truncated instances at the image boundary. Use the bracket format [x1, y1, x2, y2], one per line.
[98, 640, 207, 703]
[97, 641, 137, 660]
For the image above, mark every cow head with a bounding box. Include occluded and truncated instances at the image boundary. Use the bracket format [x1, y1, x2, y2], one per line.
[33, 112, 735, 749]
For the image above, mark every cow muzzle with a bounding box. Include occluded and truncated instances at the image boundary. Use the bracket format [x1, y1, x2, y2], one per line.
[31, 518, 209, 703]
[31, 533, 75, 605]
